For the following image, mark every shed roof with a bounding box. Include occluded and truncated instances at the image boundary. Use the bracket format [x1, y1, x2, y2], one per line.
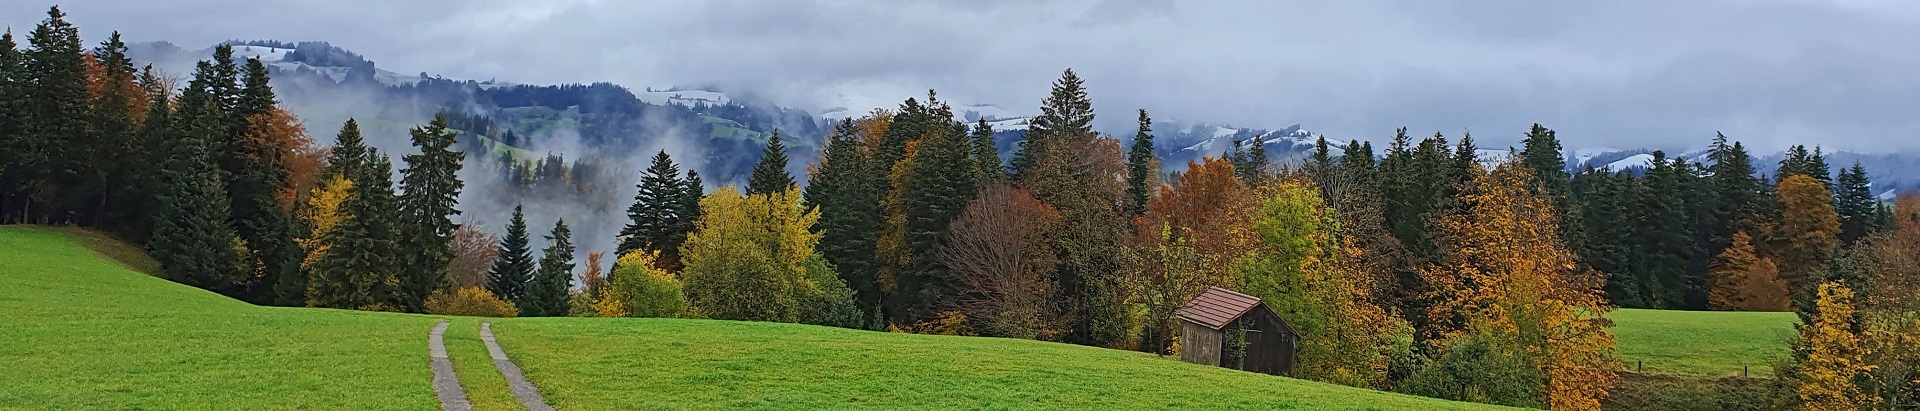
[1175, 287, 1263, 330]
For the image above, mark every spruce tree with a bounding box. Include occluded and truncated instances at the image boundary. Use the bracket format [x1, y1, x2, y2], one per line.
[150, 112, 244, 292]
[523, 219, 575, 317]
[900, 98, 977, 318]
[1518, 124, 1570, 200]
[21, 6, 90, 221]
[1707, 133, 1765, 248]
[1125, 109, 1155, 215]
[311, 151, 401, 309]
[1834, 162, 1876, 245]
[1012, 69, 1093, 177]
[746, 131, 795, 195]
[616, 150, 689, 267]
[1247, 133, 1267, 177]
[487, 205, 535, 304]
[0, 30, 20, 221]
[805, 120, 884, 326]
[1628, 152, 1695, 308]
[323, 119, 368, 181]
[971, 118, 1003, 184]
[216, 54, 303, 305]
[398, 114, 465, 311]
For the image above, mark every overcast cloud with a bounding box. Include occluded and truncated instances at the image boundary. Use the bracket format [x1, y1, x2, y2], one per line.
[7, 0, 1920, 152]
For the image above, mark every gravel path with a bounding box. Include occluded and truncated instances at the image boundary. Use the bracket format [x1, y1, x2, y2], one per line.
[428, 321, 472, 411]
[481, 322, 554, 411]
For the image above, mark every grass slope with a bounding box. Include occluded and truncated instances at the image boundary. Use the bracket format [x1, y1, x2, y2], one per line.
[1610, 308, 1798, 377]
[1, 226, 1508, 410]
[490, 319, 1511, 410]
[0, 227, 450, 410]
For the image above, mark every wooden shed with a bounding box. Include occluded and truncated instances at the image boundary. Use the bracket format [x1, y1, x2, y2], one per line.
[1174, 287, 1299, 376]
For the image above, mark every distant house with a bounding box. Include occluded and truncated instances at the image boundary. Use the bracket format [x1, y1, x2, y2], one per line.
[1174, 287, 1299, 376]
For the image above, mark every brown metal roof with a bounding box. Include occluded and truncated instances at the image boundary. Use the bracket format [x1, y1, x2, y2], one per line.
[1175, 287, 1264, 330]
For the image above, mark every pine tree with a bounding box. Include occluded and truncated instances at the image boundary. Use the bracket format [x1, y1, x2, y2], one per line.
[971, 118, 1003, 184]
[804, 119, 884, 327]
[1012, 69, 1093, 177]
[523, 219, 575, 317]
[487, 205, 535, 305]
[1833, 162, 1876, 245]
[397, 114, 465, 311]
[746, 131, 795, 195]
[616, 150, 690, 268]
[1125, 109, 1156, 216]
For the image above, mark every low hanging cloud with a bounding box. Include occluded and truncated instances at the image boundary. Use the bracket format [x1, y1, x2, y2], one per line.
[8, 0, 1920, 152]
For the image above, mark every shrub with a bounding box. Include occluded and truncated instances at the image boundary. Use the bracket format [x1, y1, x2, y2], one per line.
[799, 254, 861, 328]
[1398, 334, 1543, 409]
[600, 250, 687, 318]
[424, 287, 518, 317]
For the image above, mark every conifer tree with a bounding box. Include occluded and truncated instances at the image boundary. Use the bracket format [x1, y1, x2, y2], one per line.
[523, 219, 575, 317]
[0, 30, 20, 221]
[680, 169, 704, 234]
[1833, 162, 1876, 245]
[1628, 152, 1696, 308]
[617, 150, 690, 268]
[397, 114, 465, 310]
[150, 112, 244, 292]
[805, 119, 884, 326]
[20, 6, 90, 221]
[1017, 69, 1128, 346]
[1707, 133, 1766, 250]
[322, 119, 368, 181]
[83, 32, 143, 229]
[747, 131, 795, 195]
[309, 149, 402, 310]
[487, 205, 535, 305]
[1125, 109, 1155, 215]
[971, 118, 1003, 184]
[1247, 133, 1267, 177]
[1013, 69, 1093, 177]
[899, 98, 978, 318]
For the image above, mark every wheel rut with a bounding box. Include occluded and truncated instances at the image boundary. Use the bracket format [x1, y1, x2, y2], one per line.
[481, 322, 554, 411]
[428, 321, 472, 411]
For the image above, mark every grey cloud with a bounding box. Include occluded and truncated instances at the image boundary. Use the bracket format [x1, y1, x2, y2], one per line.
[7, 0, 1920, 152]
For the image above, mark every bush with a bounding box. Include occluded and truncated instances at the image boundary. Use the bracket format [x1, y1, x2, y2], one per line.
[424, 287, 518, 317]
[798, 254, 861, 328]
[599, 251, 687, 318]
[1398, 334, 1543, 408]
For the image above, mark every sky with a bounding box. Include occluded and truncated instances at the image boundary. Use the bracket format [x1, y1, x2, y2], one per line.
[7, 0, 1920, 152]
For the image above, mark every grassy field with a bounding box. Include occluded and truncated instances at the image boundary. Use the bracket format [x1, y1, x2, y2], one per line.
[493, 318, 1511, 410]
[1609, 308, 1799, 377]
[0, 226, 1511, 410]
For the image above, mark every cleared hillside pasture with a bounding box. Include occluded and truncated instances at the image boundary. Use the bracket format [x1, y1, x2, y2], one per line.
[0, 226, 1509, 410]
[0, 226, 446, 410]
[1609, 308, 1798, 377]
[492, 318, 1515, 410]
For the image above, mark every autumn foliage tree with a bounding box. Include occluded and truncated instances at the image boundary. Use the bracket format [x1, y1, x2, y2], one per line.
[1773, 174, 1841, 309]
[680, 187, 856, 326]
[1420, 164, 1619, 411]
[1796, 282, 1874, 411]
[1128, 158, 1256, 354]
[1234, 178, 1401, 388]
[936, 184, 1063, 340]
[1708, 231, 1790, 311]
